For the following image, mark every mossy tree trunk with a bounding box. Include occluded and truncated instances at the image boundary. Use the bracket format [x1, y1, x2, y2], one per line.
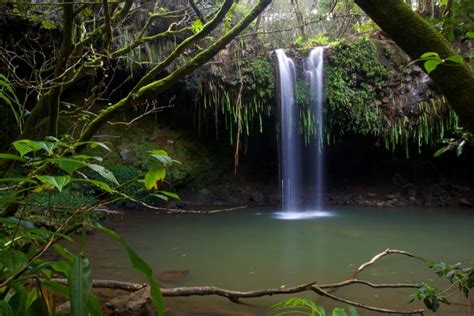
[355, 0, 474, 132]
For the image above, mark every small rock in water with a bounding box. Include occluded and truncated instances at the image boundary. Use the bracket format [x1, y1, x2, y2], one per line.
[176, 201, 187, 209]
[158, 269, 189, 282]
[367, 192, 377, 198]
[250, 191, 263, 204]
[386, 194, 396, 200]
[408, 189, 417, 197]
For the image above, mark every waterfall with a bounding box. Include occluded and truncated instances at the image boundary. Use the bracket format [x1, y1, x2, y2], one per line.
[306, 47, 325, 211]
[275, 49, 300, 213]
[276, 47, 328, 219]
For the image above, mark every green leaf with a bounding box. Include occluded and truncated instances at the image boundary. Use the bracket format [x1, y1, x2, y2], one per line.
[424, 59, 440, 74]
[36, 175, 71, 192]
[53, 244, 75, 261]
[73, 141, 111, 152]
[86, 179, 114, 193]
[420, 52, 439, 59]
[12, 140, 42, 157]
[55, 158, 85, 174]
[433, 145, 452, 157]
[0, 153, 25, 162]
[445, 54, 464, 64]
[87, 294, 102, 316]
[347, 306, 358, 316]
[149, 149, 173, 165]
[0, 249, 28, 277]
[0, 301, 13, 316]
[332, 308, 348, 316]
[96, 224, 165, 316]
[50, 260, 71, 277]
[467, 31, 474, 39]
[69, 255, 92, 316]
[42, 280, 70, 298]
[144, 164, 166, 190]
[157, 191, 180, 200]
[87, 163, 119, 185]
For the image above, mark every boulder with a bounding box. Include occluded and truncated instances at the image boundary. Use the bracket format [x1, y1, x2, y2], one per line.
[250, 191, 263, 204]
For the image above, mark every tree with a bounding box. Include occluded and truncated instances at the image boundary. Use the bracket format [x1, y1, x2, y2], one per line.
[0, 0, 271, 142]
[0, 0, 271, 216]
[354, 0, 474, 132]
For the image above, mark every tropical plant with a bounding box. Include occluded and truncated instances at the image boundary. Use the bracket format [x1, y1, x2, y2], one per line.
[270, 298, 358, 316]
[0, 137, 178, 315]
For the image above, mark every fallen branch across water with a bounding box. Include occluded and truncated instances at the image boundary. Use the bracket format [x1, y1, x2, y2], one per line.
[52, 249, 428, 315]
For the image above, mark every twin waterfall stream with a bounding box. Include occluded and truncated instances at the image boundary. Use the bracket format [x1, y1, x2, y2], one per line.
[276, 48, 328, 219]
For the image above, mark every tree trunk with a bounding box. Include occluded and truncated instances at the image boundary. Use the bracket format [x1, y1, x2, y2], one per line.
[355, 0, 474, 132]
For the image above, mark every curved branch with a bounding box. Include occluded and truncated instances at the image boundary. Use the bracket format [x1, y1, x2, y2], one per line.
[354, 248, 425, 277]
[79, 0, 271, 142]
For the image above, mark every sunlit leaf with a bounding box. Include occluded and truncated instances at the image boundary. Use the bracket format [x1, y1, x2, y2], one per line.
[36, 175, 71, 192]
[424, 59, 440, 74]
[87, 163, 119, 185]
[445, 55, 464, 64]
[157, 191, 180, 200]
[12, 140, 42, 157]
[144, 164, 166, 190]
[420, 52, 439, 59]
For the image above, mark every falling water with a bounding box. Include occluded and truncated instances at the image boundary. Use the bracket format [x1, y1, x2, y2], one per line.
[275, 49, 300, 213]
[306, 47, 325, 211]
[275, 47, 328, 220]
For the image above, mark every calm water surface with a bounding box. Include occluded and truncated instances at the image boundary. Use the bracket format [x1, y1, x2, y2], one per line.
[80, 207, 474, 315]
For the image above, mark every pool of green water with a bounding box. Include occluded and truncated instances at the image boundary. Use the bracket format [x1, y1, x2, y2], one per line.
[80, 207, 474, 315]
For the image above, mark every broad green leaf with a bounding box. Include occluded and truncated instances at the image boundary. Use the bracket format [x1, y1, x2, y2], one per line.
[0, 249, 28, 277]
[332, 308, 348, 316]
[0, 153, 25, 162]
[37, 141, 56, 155]
[467, 31, 474, 39]
[69, 255, 92, 316]
[9, 284, 28, 316]
[157, 191, 180, 200]
[87, 294, 102, 316]
[50, 260, 71, 277]
[149, 149, 173, 165]
[420, 52, 439, 59]
[96, 224, 165, 316]
[151, 193, 168, 201]
[144, 164, 166, 190]
[424, 59, 440, 74]
[347, 306, 358, 316]
[0, 301, 13, 316]
[53, 244, 75, 261]
[12, 140, 42, 157]
[87, 163, 119, 185]
[86, 179, 114, 193]
[42, 280, 70, 298]
[36, 175, 71, 192]
[55, 158, 85, 174]
[445, 55, 464, 64]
